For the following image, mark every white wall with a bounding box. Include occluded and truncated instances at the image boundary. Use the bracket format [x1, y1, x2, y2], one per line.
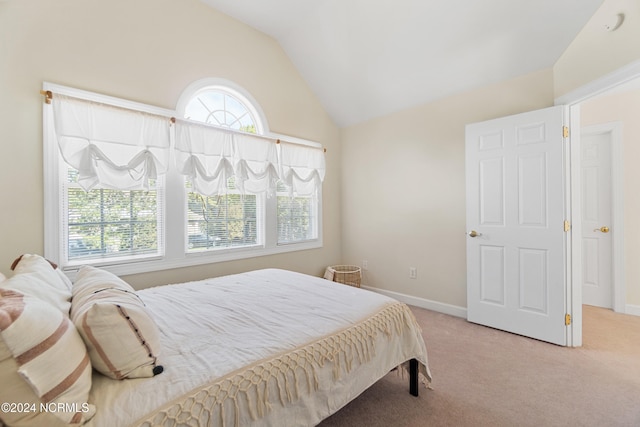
[0, 0, 341, 288]
[581, 88, 640, 306]
[340, 69, 555, 308]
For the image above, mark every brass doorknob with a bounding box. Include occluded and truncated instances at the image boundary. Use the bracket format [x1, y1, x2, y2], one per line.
[594, 226, 610, 233]
[467, 230, 481, 238]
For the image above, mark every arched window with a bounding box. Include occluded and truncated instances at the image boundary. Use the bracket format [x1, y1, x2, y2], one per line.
[178, 80, 321, 252]
[177, 78, 267, 134]
[184, 87, 260, 134]
[180, 83, 265, 251]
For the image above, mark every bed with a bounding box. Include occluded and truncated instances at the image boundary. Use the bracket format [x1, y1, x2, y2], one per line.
[0, 256, 431, 427]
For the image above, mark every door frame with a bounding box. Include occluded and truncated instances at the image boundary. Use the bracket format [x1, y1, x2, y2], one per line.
[555, 58, 640, 347]
[580, 123, 625, 312]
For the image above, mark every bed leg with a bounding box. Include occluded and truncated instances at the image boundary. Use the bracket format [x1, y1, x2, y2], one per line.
[409, 358, 419, 397]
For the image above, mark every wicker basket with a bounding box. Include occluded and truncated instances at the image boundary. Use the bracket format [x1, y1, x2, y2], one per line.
[323, 265, 362, 288]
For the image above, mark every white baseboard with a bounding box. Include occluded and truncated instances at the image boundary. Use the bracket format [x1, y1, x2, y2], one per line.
[362, 286, 640, 319]
[362, 286, 467, 319]
[625, 304, 640, 317]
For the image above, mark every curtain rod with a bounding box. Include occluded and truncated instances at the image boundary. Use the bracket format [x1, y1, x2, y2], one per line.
[174, 117, 327, 153]
[40, 89, 176, 123]
[39, 89, 326, 153]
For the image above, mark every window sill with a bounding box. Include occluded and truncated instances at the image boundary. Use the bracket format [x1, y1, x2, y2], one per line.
[61, 239, 323, 280]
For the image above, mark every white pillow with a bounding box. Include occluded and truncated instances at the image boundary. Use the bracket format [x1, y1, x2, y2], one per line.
[1, 254, 72, 315]
[70, 266, 163, 379]
[0, 289, 95, 426]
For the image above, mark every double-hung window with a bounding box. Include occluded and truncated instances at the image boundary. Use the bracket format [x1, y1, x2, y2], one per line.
[277, 182, 318, 244]
[43, 81, 325, 276]
[66, 176, 163, 260]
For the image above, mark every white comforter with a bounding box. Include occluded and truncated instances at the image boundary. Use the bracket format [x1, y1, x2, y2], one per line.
[85, 269, 430, 427]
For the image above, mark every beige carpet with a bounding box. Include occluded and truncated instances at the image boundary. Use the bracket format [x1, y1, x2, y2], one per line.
[319, 305, 640, 427]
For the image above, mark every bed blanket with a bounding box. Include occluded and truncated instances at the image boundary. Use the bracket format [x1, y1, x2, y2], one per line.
[85, 269, 430, 427]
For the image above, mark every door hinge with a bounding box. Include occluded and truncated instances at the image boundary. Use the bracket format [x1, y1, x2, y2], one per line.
[563, 126, 569, 138]
[565, 313, 571, 326]
[564, 220, 571, 232]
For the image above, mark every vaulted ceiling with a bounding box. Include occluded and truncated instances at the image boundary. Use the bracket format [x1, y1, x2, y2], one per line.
[201, 0, 604, 127]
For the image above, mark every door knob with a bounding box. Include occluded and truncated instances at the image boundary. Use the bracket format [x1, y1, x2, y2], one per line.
[594, 226, 610, 233]
[467, 230, 481, 238]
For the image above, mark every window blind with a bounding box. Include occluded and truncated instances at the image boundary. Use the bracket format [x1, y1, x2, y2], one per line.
[64, 170, 164, 261]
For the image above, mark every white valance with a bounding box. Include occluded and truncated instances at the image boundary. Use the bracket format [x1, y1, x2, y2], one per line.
[52, 93, 325, 196]
[174, 120, 280, 197]
[52, 95, 171, 191]
[279, 141, 326, 197]
[174, 121, 236, 197]
[233, 133, 279, 196]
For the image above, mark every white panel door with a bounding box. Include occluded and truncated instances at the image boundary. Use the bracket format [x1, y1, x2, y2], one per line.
[581, 132, 612, 308]
[466, 106, 567, 346]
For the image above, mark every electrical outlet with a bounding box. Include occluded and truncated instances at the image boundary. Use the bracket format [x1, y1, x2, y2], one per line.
[409, 267, 417, 279]
[362, 260, 368, 270]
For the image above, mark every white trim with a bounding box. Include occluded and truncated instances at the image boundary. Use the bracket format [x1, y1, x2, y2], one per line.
[43, 82, 176, 117]
[42, 88, 60, 263]
[625, 304, 640, 317]
[362, 286, 467, 318]
[267, 131, 322, 149]
[567, 105, 582, 347]
[609, 122, 625, 314]
[555, 59, 640, 106]
[62, 238, 323, 281]
[563, 104, 578, 347]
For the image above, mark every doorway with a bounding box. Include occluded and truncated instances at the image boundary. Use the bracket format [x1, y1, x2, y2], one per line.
[579, 125, 623, 310]
[558, 59, 640, 346]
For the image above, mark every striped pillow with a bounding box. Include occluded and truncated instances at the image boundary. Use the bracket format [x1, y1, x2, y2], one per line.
[0, 289, 95, 426]
[1, 254, 72, 315]
[70, 266, 163, 380]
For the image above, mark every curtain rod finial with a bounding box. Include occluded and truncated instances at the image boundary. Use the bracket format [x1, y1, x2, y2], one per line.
[40, 90, 52, 104]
